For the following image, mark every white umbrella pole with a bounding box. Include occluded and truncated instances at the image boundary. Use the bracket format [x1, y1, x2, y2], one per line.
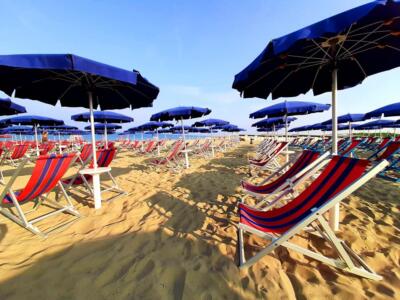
[285, 114, 289, 162]
[104, 121, 108, 149]
[330, 68, 339, 231]
[58, 132, 62, 154]
[156, 128, 160, 156]
[34, 124, 40, 156]
[349, 121, 352, 140]
[181, 118, 189, 168]
[88, 91, 101, 209]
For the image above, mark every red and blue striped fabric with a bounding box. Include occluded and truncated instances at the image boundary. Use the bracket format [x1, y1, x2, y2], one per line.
[10, 144, 29, 159]
[80, 144, 93, 162]
[3, 153, 76, 203]
[250, 142, 288, 166]
[239, 156, 370, 234]
[242, 150, 320, 194]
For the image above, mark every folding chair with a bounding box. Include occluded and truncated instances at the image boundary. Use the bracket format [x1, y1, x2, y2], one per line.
[0, 153, 81, 237]
[237, 156, 388, 280]
[63, 148, 126, 201]
[339, 139, 362, 157]
[242, 151, 330, 207]
[0, 144, 30, 167]
[151, 140, 184, 169]
[249, 142, 288, 172]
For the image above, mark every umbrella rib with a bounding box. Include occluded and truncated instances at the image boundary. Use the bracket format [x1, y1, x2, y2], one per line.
[311, 39, 333, 59]
[335, 23, 354, 58]
[338, 45, 367, 78]
[342, 22, 385, 54]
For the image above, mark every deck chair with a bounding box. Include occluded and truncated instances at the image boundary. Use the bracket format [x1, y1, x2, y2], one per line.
[78, 144, 93, 165]
[0, 153, 81, 237]
[151, 140, 184, 169]
[242, 151, 330, 207]
[0, 144, 30, 167]
[249, 142, 288, 172]
[373, 141, 400, 182]
[237, 156, 388, 280]
[63, 148, 126, 201]
[339, 139, 362, 157]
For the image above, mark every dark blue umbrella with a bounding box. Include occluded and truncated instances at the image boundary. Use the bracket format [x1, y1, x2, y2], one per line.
[42, 124, 79, 131]
[0, 115, 64, 154]
[0, 97, 27, 115]
[2, 125, 32, 133]
[192, 118, 229, 127]
[250, 101, 330, 118]
[136, 121, 174, 155]
[71, 110, 133, 123]
[72, 110, 133, 149]
[84, 123, 122, 131]
[322, 113, 366, 138]
[0, 54, 159, 208]
[150, 106, 211, 121]
[252, 116, 296, 128]
[171, 125, 192, 132]
[150, 106, 211, 168]
[189, 127, 211, 133]
[354, 119, 396, 130]
[224, 127, 246, 132]
[289, 125, 311, 133]
[365, 102, 400, 119]
[233, 0, 400, 158]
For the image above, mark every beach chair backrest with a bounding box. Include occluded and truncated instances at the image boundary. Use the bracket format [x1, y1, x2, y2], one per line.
[340, 139, 361, 156]
[92, 148, 116, 168]
[378, 137, 391, 149]
[144, 141, 156, 152]
[378, 141, 400, 161]
[11, 144, 29, 159]
[16, 153, 77, 202]
[166, 141, 183, 160]
[240, 156, 370, 234]
[80, 144, 93, 162]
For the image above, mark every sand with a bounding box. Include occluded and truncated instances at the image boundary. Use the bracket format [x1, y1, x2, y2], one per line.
[0, 142, 399, 299]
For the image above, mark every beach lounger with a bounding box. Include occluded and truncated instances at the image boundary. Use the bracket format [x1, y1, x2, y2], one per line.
[63, 148, 126, 202]
[151, 140, 184, 169]
[237, 156, 388, 280]
[0, 144, 30, 169]
[242, 151, 330, 207]
[0, 153, 81, 237]
[249, 142, 288, 172]
[339, 139, 362, 157]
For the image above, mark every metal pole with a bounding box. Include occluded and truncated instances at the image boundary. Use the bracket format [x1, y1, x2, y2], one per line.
[34, 124, 40, 156]
[284, 114, 289, 162]
[104, 121, 108, 149]
[181, 118, 189, 168]
[330, 68, 339, 231]
[156, 128, 160, 156]
[88, 91, 102, 209]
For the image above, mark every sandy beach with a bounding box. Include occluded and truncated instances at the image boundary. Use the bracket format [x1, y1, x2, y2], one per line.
[0, 141, 398, 299]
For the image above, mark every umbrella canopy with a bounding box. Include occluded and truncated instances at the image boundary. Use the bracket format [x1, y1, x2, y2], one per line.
[158, 128, 172, 134]
[321, 124, 350, 131]
[0, 54, 159, 109]
[84, 123, 122, 131]
[224, 127, 246, 132]
[189, 127, 211, 133]
[365, 102, 400, 118]
[0, 115, 64, 126]
[192, 118, 229, 127]
[150, 106, 211, 121]
[2, 125, 32, 133]
[252, 116, 296, 128]
[171, 125, 192, 132]
[71, 111, 134, 123]
[137, 121, 172, 131]
[289, 125, 311, 132]
[41, 124, 79, 131]
[250, 101, 330, 118]
[321, 113, 366, 125]
[0, 97, 27, 115]
[354, 119, 396, 130]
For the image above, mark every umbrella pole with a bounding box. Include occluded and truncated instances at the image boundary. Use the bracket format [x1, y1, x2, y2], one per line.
[349, 121, 352, 140]
[58, 132, 62, 154]
[104, 121, 108, 149]
[211, 126, 215, 158]
[181, 118, 189, 168]
[330, 68, 339, 231]
[34, 124, 39, 156]
[156, 128, 160, 156]
[88, 91, 102, 209]
[284, 114, 289, 162]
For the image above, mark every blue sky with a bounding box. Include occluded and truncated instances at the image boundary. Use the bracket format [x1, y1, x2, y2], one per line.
[1, 0, 399, 132]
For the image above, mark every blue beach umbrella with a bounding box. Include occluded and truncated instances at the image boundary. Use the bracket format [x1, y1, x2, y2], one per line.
[233, 0, 400, 157]
[0, 115, 64, 154]
[354, 119, 396, 130]
[84, 123, 122, 131]
[0, 54, 159, 209]
[250, 101, 330, 118]
[72, 110, 133, 149]
[192, 119, 230, 157]
[151, 106, 211, 168]
[137, 121, 174, 154]
[365, 102, 400, 119]
[0, 97, 27, 116]
[322, 113, 366, 139]
[252, 116, 296, 129]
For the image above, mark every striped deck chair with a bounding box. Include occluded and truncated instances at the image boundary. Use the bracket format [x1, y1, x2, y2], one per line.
[0, 144, 30, 167]
[237, 156, 388, 280]
[63, 148, 125, 201]
[39, 143, 55, 156]
[78, 144, 93, 165]
[339, 139, 362, 157]
[373, 141, 400, 182]
[0, 153, 80, 237]
[249, 142, 288, 172]
[368, 141, 400, 161]
[242, 151, 330, 207]
[151, 140, 184, 168]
